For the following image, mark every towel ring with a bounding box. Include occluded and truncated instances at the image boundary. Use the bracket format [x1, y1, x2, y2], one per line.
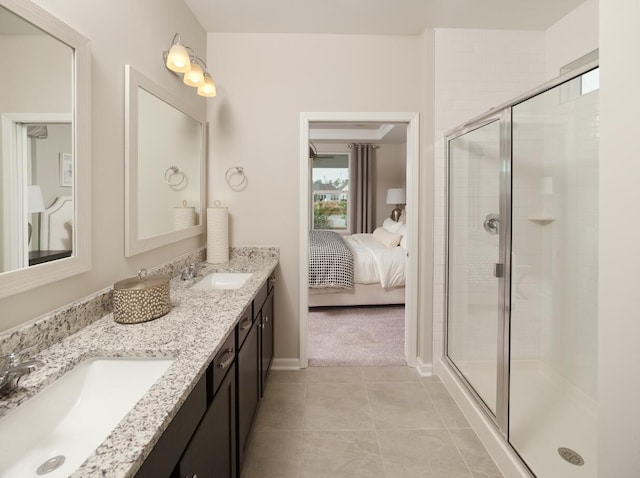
[164, 166, 187, 190]
[225, 166, 248, 191]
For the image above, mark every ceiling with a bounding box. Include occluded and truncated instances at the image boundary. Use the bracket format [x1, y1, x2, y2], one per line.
[184, 0, 586, 35]
[184, 0, 587, 144]
[310, 123, 407, 145]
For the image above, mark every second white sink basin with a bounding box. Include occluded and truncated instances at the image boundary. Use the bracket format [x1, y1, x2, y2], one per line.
[0, 357, 173, 477]
[191, 272, 252, 290]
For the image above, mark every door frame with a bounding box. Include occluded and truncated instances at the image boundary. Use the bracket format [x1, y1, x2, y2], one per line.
[299, 112, 420, 368]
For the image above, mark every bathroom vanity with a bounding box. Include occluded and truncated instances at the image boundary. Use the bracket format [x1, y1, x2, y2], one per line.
[136, 274, 276, 478]
[0, 247, 278, 477]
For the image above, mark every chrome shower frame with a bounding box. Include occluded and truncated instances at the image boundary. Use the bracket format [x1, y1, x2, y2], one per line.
[442, 58, 599, 477]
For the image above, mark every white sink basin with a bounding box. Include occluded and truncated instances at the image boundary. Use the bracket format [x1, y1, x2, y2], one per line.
[0, 357, 173, 477]
[191, 272, 252, 290]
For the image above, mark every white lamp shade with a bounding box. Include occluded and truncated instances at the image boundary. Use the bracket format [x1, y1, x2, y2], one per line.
[386, 188, 406, 205]
[183, 60, 204, 87]
[28, 185, 45, 213]
[166, 43, 191, 73]
[197, 73, 217, 97]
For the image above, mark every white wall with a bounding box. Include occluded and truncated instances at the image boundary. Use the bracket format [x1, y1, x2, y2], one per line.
[30, 123, 73, 252]
[374, 142, 406, 227]
[32, 124, 73, 211]
[137, 89, 202, 239]
[545, 0, 599, 79]
[206, 32, 428, 361]
[0, 35, 71, 113]
[432, 28, 547, 367]
[599, 1, 640, 476]
[509, 80, 599, 398]
[0, 34, 71, 271]
[0, 0, 207, 332]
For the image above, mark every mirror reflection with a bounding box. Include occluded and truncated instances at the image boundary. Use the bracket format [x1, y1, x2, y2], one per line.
[137, 88, 202, 239]
[0, 5, 74, 273]
[124, 65, 205, 257]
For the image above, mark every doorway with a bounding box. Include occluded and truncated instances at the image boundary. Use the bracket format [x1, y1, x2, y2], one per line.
[299, 112, 420, 368]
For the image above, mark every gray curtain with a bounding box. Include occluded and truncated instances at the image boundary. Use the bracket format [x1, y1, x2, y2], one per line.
[350, 144, 374, 233]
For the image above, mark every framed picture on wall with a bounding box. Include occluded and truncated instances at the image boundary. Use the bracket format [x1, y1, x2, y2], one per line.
[59, 153, 72, 187]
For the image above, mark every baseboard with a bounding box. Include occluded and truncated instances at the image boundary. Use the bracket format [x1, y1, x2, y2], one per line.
[436, 361, 533, 478]
[415, 357, 433, 377]
[271, 358, 301, 370]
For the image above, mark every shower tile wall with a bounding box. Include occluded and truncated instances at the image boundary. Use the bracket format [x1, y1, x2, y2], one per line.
[433, 28, 546, 365]
[512, 77, 599, 398]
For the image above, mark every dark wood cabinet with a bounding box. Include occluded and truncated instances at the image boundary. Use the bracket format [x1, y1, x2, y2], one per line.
[136, 276, 275, 478]
[236, 315, 260, 473]
[134, 376, 207, 478]
[174, 362, 236, 478]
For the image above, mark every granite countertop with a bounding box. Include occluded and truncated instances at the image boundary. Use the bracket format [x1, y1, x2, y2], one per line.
[0, 249, 278, 477]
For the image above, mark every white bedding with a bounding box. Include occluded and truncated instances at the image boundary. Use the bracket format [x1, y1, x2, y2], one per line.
[342, 234, 406, 288]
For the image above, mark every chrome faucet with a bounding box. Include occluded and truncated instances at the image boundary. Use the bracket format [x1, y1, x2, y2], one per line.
[181, 263, 198, 280]
[0, 351, 44, 396]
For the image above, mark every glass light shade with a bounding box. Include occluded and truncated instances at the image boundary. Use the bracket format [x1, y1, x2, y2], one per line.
[386, 188, 406, 205]
[183, 61, 204, 87]
[197, 73, 217, 97]
[166, 43, 191, 73]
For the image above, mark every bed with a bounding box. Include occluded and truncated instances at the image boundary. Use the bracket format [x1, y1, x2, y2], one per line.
[308, 222, 407, 307]
[39, 196, 73, 251]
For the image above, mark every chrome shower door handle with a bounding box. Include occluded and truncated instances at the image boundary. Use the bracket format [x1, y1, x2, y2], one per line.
[483, 213, 500, 235]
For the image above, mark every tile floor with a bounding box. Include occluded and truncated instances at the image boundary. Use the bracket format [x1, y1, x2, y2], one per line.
[241, 366, 504, 478]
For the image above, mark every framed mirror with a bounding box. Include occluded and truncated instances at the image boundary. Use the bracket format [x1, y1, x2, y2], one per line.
[0, 0, 91, 299]
[124, 65, 206, 257]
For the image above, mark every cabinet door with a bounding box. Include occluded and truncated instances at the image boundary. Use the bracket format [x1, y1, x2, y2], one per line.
[175, 362, 237, 478]
[136, 376, 207, 478]
[237, 318, 260, 472]
[260, 290, 274, 397]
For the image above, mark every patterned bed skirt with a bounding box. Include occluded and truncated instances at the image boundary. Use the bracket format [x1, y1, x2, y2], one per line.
[308, 230, 354, 289]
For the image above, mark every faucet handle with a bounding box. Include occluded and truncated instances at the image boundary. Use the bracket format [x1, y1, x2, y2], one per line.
[181, 262, 198, 280]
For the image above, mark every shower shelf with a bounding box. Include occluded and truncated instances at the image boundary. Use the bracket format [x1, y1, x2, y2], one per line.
[527, 216, 555, 224]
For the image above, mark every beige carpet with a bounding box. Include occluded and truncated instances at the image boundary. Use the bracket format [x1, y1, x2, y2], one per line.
[308, 305, 405, 367]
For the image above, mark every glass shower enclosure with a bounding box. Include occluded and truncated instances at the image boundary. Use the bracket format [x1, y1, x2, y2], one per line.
[445, 63, 599, 478]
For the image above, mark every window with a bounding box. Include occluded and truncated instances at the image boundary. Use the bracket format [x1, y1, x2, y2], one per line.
[580, 68, 599, 95]
[311, 153, 349, 231]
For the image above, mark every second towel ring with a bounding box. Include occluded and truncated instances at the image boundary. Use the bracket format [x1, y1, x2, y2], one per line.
[165, 166, 187, 190]
[225, 166, 248, 191]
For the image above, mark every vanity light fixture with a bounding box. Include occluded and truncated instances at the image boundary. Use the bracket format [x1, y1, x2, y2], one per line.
[165, 34, 190, 73]
[198, 72, 216, 97]
[164, 33, 216, 97]
[183, 59, 204, 87]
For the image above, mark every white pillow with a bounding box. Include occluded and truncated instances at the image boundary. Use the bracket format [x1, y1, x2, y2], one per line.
[372, 226, 402, 248]
[382, 217, 404, 233]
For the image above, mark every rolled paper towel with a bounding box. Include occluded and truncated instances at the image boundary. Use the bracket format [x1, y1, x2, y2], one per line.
[207, 202, 229, 263]
[173, 202, 196, 230]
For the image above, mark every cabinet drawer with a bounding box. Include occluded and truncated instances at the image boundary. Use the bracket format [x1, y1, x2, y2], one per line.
[211, 329, 236, 398]
[252, 280, 269, 319]
[236, 304, 253, 349]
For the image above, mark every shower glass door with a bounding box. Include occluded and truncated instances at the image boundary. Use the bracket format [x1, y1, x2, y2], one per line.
[509, 67, 599, 477]
[445, 62, 598, 478]
[446, 117, 503, 417]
